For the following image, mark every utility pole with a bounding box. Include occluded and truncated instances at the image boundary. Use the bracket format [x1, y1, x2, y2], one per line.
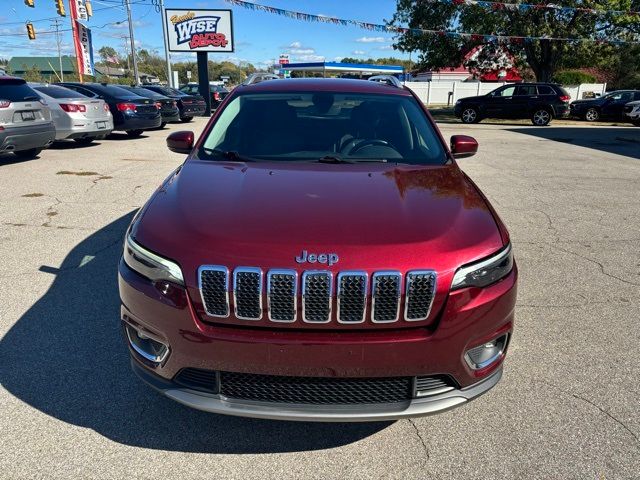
[51, 18, 64, 82]
[124, 0, 139, 84]
[121, 36, 131, 71]
[157, 0, 172, 86]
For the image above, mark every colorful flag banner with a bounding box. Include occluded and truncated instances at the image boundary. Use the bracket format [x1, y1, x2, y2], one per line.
[436, 0, 640, 17]
[70, 0, 90, 21]
[73, 20, 95, 76]
[224, 0, 640, 45]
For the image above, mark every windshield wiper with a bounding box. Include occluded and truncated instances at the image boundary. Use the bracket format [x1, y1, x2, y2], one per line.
[317, 155, 388, 164]
[202, 148, 257, 163]
[317, 155, 355, 164]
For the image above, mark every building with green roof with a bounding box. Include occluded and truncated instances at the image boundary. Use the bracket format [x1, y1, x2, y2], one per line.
[8, 56, 76, 77]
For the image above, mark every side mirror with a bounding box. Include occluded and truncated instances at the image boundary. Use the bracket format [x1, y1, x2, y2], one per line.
[167, 131, 194, 154]
[450, 135, 478, 159]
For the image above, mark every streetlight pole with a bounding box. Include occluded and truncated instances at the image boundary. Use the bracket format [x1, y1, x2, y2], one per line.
[51, 18, 64, 81]
[124, 0, 139, 84]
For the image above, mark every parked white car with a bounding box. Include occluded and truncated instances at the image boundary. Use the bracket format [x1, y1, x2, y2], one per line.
[29, 83, 114, 145]
[624, 100, 640, 126]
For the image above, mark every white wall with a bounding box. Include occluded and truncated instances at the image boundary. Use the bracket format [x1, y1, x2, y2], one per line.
[404, 81, 608, 105]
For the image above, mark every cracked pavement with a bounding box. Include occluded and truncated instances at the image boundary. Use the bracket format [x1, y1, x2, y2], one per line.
[0, 119, 638, 479]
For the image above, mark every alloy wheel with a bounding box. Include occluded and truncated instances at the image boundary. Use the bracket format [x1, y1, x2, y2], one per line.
[533, 109, 551, 126]
[462, 108, 477, 123]
[585, 108, 599, 122]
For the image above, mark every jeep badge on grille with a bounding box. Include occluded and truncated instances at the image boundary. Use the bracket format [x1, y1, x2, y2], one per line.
[295, 250, 339, 266]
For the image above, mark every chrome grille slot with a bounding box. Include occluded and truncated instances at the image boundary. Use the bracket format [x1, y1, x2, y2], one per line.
[233, 267, 263, 320]
[405, 270, 437, 321]
[415, 375, 455, 397]
[302, 271, 332, 323]
[337, 272, 367, 323]
[267, 270, 297, 322]
[199, 266, 229, 317]
[371, 272, 401, 323]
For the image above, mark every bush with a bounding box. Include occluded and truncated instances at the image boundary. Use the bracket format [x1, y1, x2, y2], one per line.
[553, 70, 597, 85]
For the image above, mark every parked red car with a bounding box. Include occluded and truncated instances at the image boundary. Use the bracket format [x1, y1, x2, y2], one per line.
[119, 78, 517, 421]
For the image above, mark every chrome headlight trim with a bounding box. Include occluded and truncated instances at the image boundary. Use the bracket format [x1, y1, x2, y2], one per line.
[451, 244, 513, 290]
[124, 234, 184, 285]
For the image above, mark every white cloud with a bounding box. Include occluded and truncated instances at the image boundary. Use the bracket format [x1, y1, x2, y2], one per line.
[355, 36, 388, 43]
[334, 56, 344, 62]
[352, 50, 366, 55]
[294, 54, 325, 62]
[288, 41, 302, 48]
[377, 45, 395, 51]
[290, 48, 315, 55]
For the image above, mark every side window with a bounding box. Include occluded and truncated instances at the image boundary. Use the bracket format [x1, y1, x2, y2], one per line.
[537, 85, 554, 95]
[498, 86, 516, 97]
[515, 85, 536, 96]
[618, 92, 633, 102]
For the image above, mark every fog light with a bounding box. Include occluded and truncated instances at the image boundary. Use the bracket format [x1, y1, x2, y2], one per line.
[124, 323, 169, 364]
[464, 334, 509, 370]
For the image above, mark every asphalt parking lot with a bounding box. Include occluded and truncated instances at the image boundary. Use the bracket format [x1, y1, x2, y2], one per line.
[1, 118, 639, 479]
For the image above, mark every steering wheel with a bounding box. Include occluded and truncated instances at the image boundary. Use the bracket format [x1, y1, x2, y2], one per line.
[346, 139, 395, 155]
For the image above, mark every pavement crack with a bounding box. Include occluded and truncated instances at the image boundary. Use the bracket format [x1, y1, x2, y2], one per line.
[538, 380, 639, 446]
[549, 243, 640, 287]
[407, 418, 430, 460]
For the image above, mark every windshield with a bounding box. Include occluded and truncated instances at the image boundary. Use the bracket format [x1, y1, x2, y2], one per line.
[199, 92, 446, 165]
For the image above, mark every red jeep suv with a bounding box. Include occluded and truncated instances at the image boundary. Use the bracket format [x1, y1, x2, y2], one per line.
[119, 78, 517, 421]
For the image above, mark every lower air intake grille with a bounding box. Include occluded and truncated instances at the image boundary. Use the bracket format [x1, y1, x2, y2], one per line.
[415, 375, 455, 397]
[174, 368, 219, 393]
[219, 372, 413, 404]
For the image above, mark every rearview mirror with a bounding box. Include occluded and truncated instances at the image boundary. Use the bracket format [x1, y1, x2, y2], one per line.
[450, 135, 478, 159]
[167, 131, 194, 154]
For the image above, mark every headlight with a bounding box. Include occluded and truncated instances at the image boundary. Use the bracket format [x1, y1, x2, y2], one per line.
[455, 99, 462, 104]
[451, 244, 513, 290]
[123, 234, 184, 285]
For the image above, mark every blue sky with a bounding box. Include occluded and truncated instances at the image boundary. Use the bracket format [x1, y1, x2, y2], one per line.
[0, 0, 409, 67]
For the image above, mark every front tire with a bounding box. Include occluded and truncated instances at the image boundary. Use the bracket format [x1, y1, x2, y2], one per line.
[460, 107, 480, 124]
[160, 122, 167, 129]
[532, 108, 552, 126]
[14, 148, 42, 159]
[126, 130, 143, 138]
[584, 108, 599, 122]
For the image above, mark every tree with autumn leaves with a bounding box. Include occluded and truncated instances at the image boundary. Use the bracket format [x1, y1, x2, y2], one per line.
[389, 0, 640, 83]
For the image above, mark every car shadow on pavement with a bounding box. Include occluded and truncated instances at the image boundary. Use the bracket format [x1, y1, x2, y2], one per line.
[507, 126, 640, 159]
[49, 141, 102, 150]
[106, 133, 150, 141]
[0, 212, 390, 453]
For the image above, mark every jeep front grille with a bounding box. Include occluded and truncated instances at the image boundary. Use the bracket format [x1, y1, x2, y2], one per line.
[371, 272, 401, 322]
[198, 267, 437, 324]
[405, 271, 437, 321]
[302, 271, 332, 323]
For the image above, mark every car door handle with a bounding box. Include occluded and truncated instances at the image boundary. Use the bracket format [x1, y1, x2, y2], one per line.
[530, 96, 539, 99]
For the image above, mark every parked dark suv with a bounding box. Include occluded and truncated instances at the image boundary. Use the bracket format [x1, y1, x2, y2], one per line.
[570, 90, 640, 122]
[180, 83, 229, 110]
[57, 82, 161, 137]
[455, 83, 571, 126]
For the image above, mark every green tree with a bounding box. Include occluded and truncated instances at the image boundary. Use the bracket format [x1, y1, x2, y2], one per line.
[389, 0, 639, 82]
[22, 64, 43, 82]
[98, 46, 118, 64]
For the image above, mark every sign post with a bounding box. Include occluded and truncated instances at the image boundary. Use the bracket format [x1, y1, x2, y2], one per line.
[163, 8, 234, 116]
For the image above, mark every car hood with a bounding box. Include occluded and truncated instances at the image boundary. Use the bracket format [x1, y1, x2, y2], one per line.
[134, 160, 504, 286]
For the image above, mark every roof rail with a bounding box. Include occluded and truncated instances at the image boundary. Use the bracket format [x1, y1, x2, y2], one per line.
[367, 75, 403, 88]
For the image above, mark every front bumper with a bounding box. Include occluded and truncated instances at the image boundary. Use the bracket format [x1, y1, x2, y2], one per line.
[0, 122, 55, 152]
[119, 257, 516, 419]
[132, 358, 503, 422]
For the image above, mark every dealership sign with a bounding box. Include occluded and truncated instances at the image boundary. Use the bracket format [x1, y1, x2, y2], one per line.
[164, 9, 234, 53]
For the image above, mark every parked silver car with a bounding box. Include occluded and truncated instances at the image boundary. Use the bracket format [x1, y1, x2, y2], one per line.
[30, 83, 114, 145]
[0, 77, 55, 159]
